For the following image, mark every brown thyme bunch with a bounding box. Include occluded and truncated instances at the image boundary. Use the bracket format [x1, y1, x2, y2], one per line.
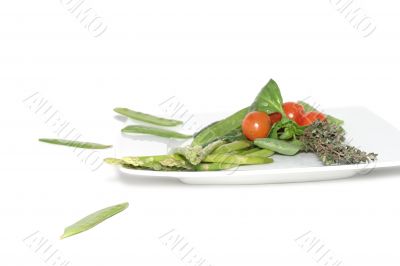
[300, 120, 377, 165]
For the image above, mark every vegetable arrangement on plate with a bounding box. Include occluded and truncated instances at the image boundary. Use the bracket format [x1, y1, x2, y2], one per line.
[104, 79, 377, 171]
[36, 79, 379, 239]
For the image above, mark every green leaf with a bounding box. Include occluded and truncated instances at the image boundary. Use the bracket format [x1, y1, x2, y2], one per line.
[122, 125, 192, 139]
[250, 79, 284, 114]
[114, 107, 182, 127]
[254, 138, 303, 156]
[39, 138, 112, 149]
[298, 101, 344, 126]
[61, 202, 129, 239]
[269, 118, 305, 140]
[192, 107, 249, 146]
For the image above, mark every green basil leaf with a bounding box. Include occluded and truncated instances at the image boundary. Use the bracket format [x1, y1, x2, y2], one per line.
[250, 79, 284, 114]
[268, 118, 304, 140]
[192, 107, 249, 146]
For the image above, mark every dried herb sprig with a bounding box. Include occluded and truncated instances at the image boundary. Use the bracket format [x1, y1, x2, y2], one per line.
[300, 120, 377, 165]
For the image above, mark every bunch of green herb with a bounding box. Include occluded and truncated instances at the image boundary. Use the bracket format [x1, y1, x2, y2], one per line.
[299, 120, 377, 165]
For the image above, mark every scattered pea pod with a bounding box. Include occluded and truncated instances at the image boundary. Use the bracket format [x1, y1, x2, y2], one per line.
[122, 125, 192, 139]
[39, 138, 112, 149]
[114, 107, 182, 126]
[61, 202, 129, 239]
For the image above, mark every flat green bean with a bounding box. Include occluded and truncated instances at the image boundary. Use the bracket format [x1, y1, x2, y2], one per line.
[254, 138, 303, 156]
[39, 138, 112, 149]
[122, 125, 192, 139]
[114, 107, 182, 126]
[61, 202, 129, 239]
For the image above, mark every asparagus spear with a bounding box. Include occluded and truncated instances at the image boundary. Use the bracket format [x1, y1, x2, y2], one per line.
[245, 149, 274, 157]
[122, 125, 192, 139]
[122, 154, 192, 170]
[114, 107, 182, 126]
[174, 140, 225, 165]
[195, 163, 238, 171]
[239, 148, 260, 155]
[105, 154, 193, 171]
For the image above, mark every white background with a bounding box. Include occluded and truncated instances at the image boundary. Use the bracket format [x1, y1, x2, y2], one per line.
[1, 0, 400, 265]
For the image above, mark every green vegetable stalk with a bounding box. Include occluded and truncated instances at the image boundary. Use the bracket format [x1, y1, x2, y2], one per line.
[195, 163, 238, 171]
[174, 140, 225, 165]
[192, 107, 249, 146]
[245, 148, 274, 157]
[298, 101, 344, 126]
[212, 140, 251, 154]
[203, 154, 273, 165]
[239, 148, 260, 155]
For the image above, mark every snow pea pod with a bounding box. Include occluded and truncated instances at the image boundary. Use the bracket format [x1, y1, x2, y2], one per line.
[39, 138, 112, 149]
[254, 138, 303, 156]
[192, 107, 249, 146]
[114, 107, 182, 126]
[203, 154, 273, 165]
[61, 202, 129, 239]
[122, 125, 192, 139]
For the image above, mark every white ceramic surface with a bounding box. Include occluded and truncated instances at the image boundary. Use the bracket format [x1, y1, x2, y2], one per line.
[115, 107, 400, 184]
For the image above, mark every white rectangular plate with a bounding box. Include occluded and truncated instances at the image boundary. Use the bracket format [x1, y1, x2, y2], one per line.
[115, 107, 400, 184]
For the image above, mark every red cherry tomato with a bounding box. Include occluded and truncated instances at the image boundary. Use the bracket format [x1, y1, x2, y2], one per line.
[283, 102, 305, 124]
[242, 111, 271, 141]
[298, 111, 326, 126]
[269, 112, 282, 125]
